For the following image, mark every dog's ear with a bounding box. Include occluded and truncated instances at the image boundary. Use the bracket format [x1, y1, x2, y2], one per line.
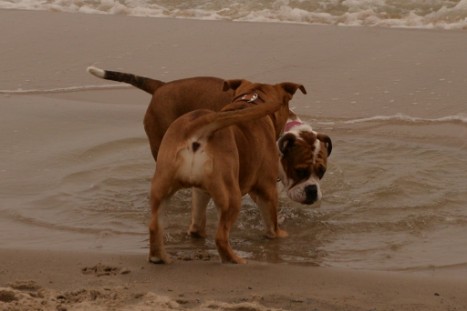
[280, 83, 307, 96]
[317, 133, 332, 156]
[223, 79, 245, 91]
[278, 133, 296, 155]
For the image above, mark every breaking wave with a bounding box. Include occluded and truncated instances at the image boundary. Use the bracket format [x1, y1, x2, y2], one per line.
[1, 0, 467, 30]
[344, 113, 467, 125]
[0, 84, 129, 95]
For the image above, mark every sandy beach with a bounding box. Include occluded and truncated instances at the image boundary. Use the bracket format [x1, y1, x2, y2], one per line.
[1, 248, 467, 311]
[1, 9, 467, 310]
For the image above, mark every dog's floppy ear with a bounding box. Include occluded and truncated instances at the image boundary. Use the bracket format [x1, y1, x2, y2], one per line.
[223, 79, 245, 91]
[317, 133, 332, 156]
[278, 133, 296, 155]
[280, 83, 307, 96]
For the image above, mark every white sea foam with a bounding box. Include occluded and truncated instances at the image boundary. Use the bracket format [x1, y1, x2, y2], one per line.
[1, 0, 466, 30]
[0, 84, 129, 95]
[344, 113, 467, 124]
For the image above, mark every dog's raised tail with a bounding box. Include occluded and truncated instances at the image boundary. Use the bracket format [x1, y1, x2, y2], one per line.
[87, 66, 165, 95]
[190, 97, 284, 140]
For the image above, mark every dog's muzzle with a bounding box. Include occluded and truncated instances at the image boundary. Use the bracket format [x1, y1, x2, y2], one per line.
[279, 177, 322, 205]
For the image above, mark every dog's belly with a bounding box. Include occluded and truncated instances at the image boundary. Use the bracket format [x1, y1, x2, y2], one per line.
[176, 140, 212, 185]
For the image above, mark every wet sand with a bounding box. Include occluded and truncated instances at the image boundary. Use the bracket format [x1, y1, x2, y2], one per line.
[1, 9, 467, 310]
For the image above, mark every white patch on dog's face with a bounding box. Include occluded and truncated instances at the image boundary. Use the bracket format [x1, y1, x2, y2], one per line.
[313, 137, 321, 159]
[278, 164, 323, 205]
[278, 124, 331, 205]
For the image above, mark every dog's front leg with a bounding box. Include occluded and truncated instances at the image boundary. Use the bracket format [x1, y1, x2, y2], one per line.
[148, 194, 172, 264]
[250, 190, 288, 239]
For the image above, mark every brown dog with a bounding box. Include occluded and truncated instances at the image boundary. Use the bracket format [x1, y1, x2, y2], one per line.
[87, 67, 290, 160]
[87, 68, 234, 160]
[147, 79, 305, 263]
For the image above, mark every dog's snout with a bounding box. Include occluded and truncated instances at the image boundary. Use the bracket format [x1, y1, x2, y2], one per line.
[304, 184, 318, 204]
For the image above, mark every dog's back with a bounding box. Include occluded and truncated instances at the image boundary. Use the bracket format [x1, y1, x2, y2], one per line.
[87, 67, 234, 160]
[157, 108, 278, 191]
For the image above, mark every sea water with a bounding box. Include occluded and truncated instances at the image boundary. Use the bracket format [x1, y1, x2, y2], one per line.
[1, 89, 466, 273]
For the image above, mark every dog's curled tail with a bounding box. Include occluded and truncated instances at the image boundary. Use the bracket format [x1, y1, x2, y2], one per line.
[191, 97, 284, 139]
[87, 66, 165, 95]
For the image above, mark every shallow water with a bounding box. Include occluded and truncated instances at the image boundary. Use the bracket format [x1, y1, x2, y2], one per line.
[2, 92, 465, 273]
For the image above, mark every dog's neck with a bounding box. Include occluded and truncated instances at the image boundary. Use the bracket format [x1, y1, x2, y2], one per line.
[283, 119, 303, 132]
[282, 114, 314, 135]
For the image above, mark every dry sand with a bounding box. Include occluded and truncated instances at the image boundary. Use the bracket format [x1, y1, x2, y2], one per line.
[1, 9, 467, 311]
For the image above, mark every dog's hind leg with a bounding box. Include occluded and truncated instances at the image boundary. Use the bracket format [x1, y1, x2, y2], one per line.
[148, 178, 175, 264]
[148, 198, 172, 264]
[188, 188, 210, 238]
[211, 187, 245, 264]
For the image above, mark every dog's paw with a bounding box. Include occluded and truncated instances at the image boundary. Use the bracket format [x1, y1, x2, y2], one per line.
[234, 257, 247, 264]
[264, 228, 288, 239]
[221, 256, 247, 264]
[276, 228, 289, 238]
[187, 228, 207, 239]
[217, 248, 247, 264]
[148, 255, 173, 264]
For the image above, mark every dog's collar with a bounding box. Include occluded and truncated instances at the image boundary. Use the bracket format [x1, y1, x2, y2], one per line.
[283, 119, 303, 132]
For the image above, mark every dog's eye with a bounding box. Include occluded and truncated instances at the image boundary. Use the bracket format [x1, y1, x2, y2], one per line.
[295, 168, 310, 180]
[316, 165, 326, 179]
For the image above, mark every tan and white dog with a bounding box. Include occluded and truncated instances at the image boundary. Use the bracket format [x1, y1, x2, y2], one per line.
[148, 79, 305, 264]
[278, 111, 332, 205]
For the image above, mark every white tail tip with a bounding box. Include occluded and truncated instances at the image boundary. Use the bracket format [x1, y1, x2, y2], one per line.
[87, 66, 106, 79]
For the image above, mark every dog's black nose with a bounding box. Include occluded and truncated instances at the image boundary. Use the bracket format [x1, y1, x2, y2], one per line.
[303, 184, 318, 204]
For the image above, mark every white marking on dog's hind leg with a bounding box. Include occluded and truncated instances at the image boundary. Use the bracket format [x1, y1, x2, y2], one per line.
[87, 66, 105, 79]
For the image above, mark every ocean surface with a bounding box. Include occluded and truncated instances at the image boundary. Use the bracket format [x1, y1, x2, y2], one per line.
[1, 0, 467, 30]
